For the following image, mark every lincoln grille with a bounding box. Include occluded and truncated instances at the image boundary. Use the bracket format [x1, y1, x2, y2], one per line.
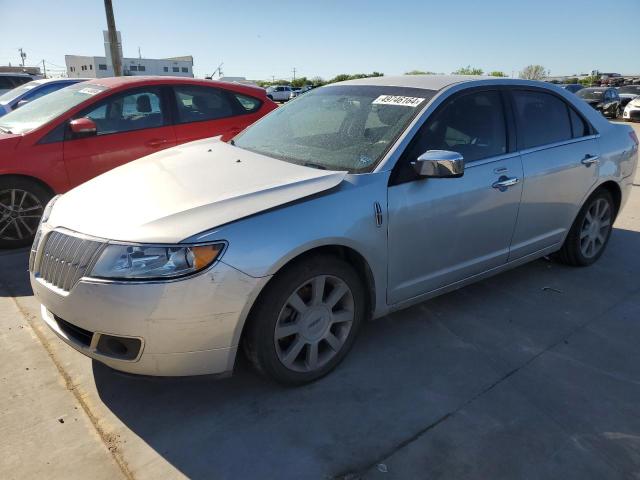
[33, 231, 104, 292]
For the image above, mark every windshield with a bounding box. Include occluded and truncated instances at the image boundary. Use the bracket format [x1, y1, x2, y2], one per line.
[619, 86, 640, 94]
[0, 80, 44, 105]
[233, 85, 434, 173]
[0, 83, 107, 134]
[577, 89, 604, 100]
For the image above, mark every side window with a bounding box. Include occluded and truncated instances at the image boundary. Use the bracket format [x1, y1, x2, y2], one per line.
[413, 90, 507, 163]
[512, 90, 572, 149]
[392, 90, 507, 184]
[22, 83, 63, 102]
[234, 93, 262, 113]
[77, 89, 164, 136]
[569, 108, 589, 138]
[173, 85, 235, 124]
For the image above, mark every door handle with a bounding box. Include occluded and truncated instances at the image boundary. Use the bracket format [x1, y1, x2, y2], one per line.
[581, 154, 599, 166]
[492, 176, 520, 191]
[147, 138, 168, 147]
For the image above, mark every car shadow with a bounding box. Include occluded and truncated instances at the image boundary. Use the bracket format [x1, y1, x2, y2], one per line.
[0, 248, 32, 297]
[89, 228, 640, 479]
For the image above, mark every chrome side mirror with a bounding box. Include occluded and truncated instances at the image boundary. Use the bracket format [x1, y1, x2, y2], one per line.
[412, 150, 464, 178]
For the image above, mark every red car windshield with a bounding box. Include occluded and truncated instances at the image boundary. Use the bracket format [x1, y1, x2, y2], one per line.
[0, 83, 108, 134]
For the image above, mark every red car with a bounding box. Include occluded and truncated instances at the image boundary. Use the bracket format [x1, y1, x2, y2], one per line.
[0, 76, 276, 248]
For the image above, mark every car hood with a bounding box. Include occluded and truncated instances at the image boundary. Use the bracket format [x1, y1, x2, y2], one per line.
[48, 137, 347, 243]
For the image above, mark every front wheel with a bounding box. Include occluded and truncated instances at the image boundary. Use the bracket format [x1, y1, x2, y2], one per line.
[0, 178, 51, 249]
[555, 190, 615, 266]
[243, 255, 365, 385]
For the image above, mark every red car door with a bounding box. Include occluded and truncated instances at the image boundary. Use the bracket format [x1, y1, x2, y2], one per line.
[63, 86, 176, 186]
[171, 84, 265, 143]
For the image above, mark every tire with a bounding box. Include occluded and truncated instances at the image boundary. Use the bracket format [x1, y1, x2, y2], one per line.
[555, 189, 615, 267]
[0, 178, 52, 249]
[243, 254, 365, 385]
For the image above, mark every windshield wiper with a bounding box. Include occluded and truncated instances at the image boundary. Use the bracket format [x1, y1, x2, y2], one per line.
[302, 162, 327, 170]
[0, 126, 12, 134]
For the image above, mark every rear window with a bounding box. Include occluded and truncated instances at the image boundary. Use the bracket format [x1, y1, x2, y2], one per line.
[512, 90, 572, 149]
[234, 93, 262, 113]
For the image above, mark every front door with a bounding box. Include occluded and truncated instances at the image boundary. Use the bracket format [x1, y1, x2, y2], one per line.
[387, 89, 523, 304]
[508, 89, 600, 259]
[63, 86, 176, 186]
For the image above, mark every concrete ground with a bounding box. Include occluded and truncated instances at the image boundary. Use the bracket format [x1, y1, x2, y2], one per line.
[1, 122, 639, 480]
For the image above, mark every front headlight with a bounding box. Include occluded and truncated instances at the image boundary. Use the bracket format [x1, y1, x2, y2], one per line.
[32, 195, 60, 249]
[90, 243, 225, 280]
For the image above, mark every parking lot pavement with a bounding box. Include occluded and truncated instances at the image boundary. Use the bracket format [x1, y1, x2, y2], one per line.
[0, 126, 638, 480]
[0, 250, 124, 480]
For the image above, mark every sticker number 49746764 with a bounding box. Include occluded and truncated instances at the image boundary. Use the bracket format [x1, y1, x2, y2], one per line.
[372, 95, 425, 107]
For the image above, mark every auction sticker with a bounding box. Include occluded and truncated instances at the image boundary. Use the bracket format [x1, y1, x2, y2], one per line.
[372, 95, 425, 107]
[78, 87, 103, 95]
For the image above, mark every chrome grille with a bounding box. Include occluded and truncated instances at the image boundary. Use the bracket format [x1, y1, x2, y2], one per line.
[34, 231, 104, 292]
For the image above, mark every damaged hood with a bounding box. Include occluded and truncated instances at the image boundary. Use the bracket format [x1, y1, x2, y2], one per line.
[48, 138, 346, 243]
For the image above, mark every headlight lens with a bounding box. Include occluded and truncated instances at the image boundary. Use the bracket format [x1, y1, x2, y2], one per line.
[32, 195, 60, 249]
[90, 243, 224, 280]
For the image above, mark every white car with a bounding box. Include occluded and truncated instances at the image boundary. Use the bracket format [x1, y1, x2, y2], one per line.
[623, 97, 640, 122]
[265, 85, 293, 102]
[28, 76, 638, 384]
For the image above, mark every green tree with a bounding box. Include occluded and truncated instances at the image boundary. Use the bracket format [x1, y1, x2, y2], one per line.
[326, 72, 384, 84]
[291, 76, 309, 88]
[519, 65, 548, 80]
[488, 71, 507, 77]
[404, 70, 436, 75]
[453, 65, 484, 75]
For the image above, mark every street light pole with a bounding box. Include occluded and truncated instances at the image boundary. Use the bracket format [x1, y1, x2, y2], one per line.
[104, 0, 122, 76]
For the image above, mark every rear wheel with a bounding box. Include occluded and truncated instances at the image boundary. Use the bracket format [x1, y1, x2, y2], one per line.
[555, 190, 615, 266]
[0, 178, 51, 249]
[243, 255, 365, 385]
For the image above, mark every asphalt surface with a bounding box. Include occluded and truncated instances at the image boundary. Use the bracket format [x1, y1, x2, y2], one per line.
[1, 122, 639, 480]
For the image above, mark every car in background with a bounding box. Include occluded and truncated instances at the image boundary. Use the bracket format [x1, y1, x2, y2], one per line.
[576, 87, 621, 118]
[28, 76, 638, 384]
[0, 76, 277, 247]
[290, 86, 313, 99]
[266, 85, 293, 102]
[0, 78, 88, 117]
[560, 84, 583, 94]
[617, 85, 640, 110]
[0, 73, 35, 95]
[623, 97, 640, 122]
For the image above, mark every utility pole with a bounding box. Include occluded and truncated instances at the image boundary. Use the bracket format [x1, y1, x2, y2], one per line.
[41, 59, 47, 78]
[292, 67, 296, 81]
[18, 48, 26, 67]
[104, 0, 122, 76]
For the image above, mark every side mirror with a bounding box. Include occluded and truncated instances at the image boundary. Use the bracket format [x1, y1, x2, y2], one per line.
[14, 99, 29, 109]
[69, 118, 97, 137]
[412, 150, 464, 178]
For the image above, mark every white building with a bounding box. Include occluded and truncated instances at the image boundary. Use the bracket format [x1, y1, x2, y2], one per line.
[65, 31, 194, 78]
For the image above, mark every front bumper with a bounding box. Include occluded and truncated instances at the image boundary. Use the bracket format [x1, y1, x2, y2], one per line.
[31, 260, 269, 376]
[623, 108, 640, 121]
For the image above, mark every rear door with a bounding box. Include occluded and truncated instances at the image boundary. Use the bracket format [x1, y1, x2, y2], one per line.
[508, 89, 600, 259]
[170, 85, 264, 143]
[63, 86, 176, 186]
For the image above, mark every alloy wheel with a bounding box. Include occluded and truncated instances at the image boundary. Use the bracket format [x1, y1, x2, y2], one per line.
[0, 189, 44, 241]
[579, 197, 612, 259]
[274, 275, 355, 373]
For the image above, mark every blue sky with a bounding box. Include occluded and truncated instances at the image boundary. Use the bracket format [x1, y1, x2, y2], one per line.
[1, 0, 638, 80]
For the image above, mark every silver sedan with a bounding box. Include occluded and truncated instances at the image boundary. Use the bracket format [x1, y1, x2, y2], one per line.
[29, 75, 638, 385]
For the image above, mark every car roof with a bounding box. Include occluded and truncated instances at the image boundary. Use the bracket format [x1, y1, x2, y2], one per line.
[335, 74, 490, 91]
[0, 72, 33, 77]
[84, 76, 266, 96]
